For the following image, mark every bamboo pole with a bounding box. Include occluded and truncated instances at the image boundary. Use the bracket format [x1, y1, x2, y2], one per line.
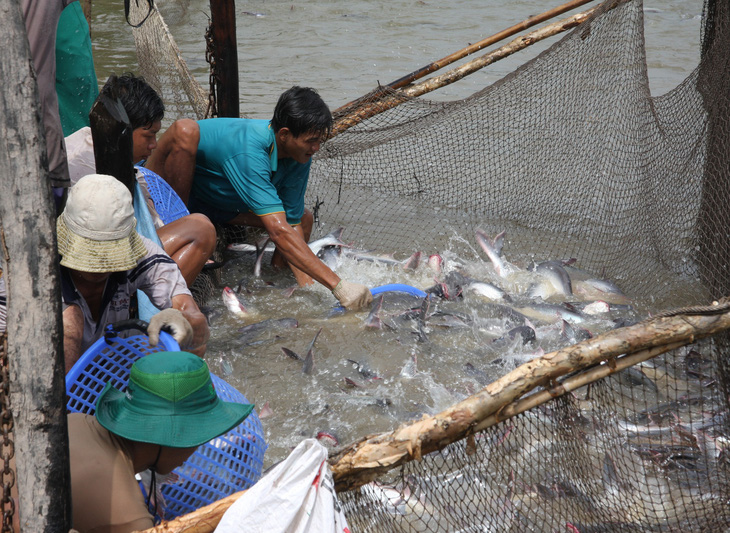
[472, 340, 686, 433]
[331, 5, 602, 137]
[335, 0, 599, 115]
[328, 307, 730, 492]
[134, 490, 247, 533]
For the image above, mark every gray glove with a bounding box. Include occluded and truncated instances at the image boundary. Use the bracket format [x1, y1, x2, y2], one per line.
[332, 280, 373, 310]
[148, 308, 194, 348]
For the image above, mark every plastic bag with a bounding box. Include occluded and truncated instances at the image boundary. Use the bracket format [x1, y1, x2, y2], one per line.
[215, 439, 350, 533]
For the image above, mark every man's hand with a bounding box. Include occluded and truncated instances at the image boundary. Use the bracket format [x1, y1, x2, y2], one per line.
[333, 280, 373, 310]
[148, 308, 194, 348]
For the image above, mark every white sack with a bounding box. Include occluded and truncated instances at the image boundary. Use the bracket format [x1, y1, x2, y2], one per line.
[215, 438, 350, 533]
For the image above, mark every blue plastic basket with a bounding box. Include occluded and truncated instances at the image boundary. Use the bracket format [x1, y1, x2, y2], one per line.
[136, 166, 190, 225]
[66, 320, 267, 520]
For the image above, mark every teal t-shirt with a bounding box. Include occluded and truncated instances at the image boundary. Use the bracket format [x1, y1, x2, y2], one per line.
[56, 2, 98, 136]
[191, 118, 310, 225]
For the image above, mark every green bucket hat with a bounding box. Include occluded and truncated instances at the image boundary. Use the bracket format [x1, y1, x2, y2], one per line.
[96, 351, 254, 448]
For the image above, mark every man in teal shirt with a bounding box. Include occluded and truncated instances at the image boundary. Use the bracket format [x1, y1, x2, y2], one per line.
[147, 87, 372, 311]
[189, 118, 310, 227]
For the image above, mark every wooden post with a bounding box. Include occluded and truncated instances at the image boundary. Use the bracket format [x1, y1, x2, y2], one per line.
[80, 0, 92, 31]
[89, 92, 135, 194]
[209, 0, 239, 117]
[0, 0, 71, 530]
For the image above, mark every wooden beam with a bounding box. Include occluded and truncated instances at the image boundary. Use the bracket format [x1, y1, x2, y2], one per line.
[0, 0, 71, 529]
[209, 0, 240, 118]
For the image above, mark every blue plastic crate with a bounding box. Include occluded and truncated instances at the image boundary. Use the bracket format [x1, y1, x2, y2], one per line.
[136, 166, 190, 225]
[66, 320, 267, 520]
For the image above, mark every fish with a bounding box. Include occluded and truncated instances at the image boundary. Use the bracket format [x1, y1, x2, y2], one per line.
[281, 347, 302, 360]
[342, 249, 422, 271]
[226, 242, 275, 253]
[560, 319, 592, 343]
[238, 318, 298, 344]
[513, 303, 587, 325]
[464, 362, 491, 385]
[400, 354, 418, 378]
[309, 227, 348, 256]
[302, 328, 321, 375]
[343, 377, 360, 388]
[318, 245, 343, 270]
[415, 297, 430, 342]
[475, 229, 507, 278]
[365, 294, 386, 329]
[220, 358, 233, 376]
[529, 260, 573, 297]
[427, 310, 471, 328]
[259, 401, 274, 419]
[492, 324, 537, 346]
[315, 431, 340, 447]
[253, 236, 271, 278]
[424, 280, 461, 300]
[467, 281, 511, 302]
[402, 251, 422, 271]
[345, 359, 380, 380]
[573, 277, 631, 305]
[427, 254, 443, 274]
[222, 287, 249, 317]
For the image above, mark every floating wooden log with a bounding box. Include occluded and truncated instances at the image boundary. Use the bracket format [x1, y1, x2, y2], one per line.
[133, 490, 247, 533]
[328, 302, 730, 491]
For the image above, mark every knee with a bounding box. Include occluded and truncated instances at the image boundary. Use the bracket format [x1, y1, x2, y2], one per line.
[187, 213, 217, 254]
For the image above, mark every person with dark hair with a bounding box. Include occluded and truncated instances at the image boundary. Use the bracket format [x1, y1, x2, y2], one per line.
[65, 73, 216, 287]
[146, 86, 373, 310]
[68, 350, 254, 531]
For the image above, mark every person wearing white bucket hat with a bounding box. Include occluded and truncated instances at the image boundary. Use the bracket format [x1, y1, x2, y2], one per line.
[58, 174, 209, 372]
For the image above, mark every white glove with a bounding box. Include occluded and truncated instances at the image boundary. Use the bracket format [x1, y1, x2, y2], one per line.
[148, 308, 193, 349]
[333, 280, 373, 310]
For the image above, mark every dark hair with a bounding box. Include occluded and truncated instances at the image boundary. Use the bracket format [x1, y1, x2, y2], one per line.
[271, 86, 332, 138]
[100, 73, 165, 130]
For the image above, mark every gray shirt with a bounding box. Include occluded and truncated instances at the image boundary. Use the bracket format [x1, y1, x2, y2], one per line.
[60, 235, 191, 352]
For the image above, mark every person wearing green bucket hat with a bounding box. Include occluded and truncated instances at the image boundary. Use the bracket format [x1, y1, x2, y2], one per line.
[68, 351, 254, 532]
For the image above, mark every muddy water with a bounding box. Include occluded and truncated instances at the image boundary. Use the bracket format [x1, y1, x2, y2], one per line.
[86, 0, 705, 465]
[89, 0, 703, 119]
[205, 239, 646, 464]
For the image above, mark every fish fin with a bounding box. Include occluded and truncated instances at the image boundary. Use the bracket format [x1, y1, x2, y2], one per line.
[281, 347, 302, 361]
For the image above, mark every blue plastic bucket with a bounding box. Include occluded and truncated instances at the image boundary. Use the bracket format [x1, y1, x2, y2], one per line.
[136, 166, 190, 225]
[66, 320, 267, 519]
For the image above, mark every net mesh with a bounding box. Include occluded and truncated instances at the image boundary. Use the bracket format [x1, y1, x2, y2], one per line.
[127, 0, 730, 530]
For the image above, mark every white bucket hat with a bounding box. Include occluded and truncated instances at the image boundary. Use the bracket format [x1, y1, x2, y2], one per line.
[57, 174, 147, 273]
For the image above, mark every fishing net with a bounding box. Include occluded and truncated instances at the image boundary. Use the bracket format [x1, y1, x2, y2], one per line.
[127, 0, 209, 123]
[126, 0, 730, 530]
